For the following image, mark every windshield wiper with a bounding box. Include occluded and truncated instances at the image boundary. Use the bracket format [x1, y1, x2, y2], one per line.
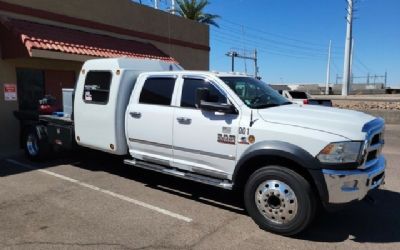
[253, 102, 292, 109]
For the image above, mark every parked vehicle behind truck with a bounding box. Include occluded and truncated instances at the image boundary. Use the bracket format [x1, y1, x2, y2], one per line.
[20, 58, 386, 235]
[279, 90, 333, 106]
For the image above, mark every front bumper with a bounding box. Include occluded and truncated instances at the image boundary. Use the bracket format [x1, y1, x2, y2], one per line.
[322, 155, 386, 204]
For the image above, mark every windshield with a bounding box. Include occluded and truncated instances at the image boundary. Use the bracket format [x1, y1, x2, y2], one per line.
[219, 77, 291, 109]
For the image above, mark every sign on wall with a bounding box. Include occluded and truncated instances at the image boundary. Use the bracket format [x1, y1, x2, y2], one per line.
[4, 83, 17, 101]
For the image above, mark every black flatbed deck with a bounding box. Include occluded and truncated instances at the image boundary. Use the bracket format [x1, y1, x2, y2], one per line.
[39, 115, 74, 126]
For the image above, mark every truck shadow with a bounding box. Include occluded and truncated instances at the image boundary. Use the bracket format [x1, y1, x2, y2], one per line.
[72, 150, 246, 214]
[297, 188, 400, 243]
[73, 151, 400, 243]
[3, 150, 400, 243]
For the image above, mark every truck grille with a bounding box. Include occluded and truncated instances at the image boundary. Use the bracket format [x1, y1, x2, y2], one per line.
[360, 118, 385, 170]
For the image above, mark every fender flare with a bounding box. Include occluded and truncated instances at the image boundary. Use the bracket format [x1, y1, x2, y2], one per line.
[233, 140, 328, 203]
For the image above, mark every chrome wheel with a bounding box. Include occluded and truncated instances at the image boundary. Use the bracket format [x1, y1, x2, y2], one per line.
[26, 134, 39, 156]
[255, 180, 298, 224]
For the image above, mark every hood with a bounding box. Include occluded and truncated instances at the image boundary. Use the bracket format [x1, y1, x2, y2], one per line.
[257, 104, 375, 140]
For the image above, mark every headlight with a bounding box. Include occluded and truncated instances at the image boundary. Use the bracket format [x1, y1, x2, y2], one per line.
[317, 141, 363, 163]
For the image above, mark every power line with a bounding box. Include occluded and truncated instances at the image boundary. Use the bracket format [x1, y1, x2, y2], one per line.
[219, 18, 344, 50]
[213, 26, 336, 54]
[355, 56, 373, 73]
[213, 37, 326, 60]
[212, 33, 331, 59]
[213, 31, 327, 56]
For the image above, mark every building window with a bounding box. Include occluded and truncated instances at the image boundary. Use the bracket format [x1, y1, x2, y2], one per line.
[139, 78, 176, 106]
[181, 78, 227, 108]
[83, 71, 112, 104]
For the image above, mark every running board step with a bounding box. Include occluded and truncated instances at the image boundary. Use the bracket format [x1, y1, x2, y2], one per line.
[123, 159, 233, 190]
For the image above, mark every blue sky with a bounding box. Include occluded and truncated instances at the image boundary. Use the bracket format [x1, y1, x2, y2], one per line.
[205, 0, 400, 87]
[140, 0, 399, 87]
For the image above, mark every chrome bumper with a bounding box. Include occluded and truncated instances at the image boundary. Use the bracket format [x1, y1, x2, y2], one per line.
[322, 155, 386, 204]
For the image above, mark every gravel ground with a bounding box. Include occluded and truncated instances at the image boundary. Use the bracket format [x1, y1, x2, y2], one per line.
[333, 100, 400, 110]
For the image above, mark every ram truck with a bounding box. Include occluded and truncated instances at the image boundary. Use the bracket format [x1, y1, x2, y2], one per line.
[23, 58, 386, 235]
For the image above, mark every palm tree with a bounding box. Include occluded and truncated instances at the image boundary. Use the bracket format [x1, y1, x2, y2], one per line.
[176, 0, 220, 28]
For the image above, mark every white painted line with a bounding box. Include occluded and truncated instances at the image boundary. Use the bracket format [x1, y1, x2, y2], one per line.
[6, 159, 192, 223]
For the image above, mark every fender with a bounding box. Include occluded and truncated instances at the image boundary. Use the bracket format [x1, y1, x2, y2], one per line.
[233, 140, 329, 204]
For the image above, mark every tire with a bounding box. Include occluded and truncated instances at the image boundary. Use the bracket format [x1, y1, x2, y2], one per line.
[244, 166, 316, 236]
[24, 127, 51, 161]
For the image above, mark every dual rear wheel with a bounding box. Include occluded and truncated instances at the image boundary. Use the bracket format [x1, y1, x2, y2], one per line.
[24, 128, 51, 161]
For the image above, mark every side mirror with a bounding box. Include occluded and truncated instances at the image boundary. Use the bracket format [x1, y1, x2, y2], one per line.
[195, 88, 237, 114]
[195, 88, 210, 108]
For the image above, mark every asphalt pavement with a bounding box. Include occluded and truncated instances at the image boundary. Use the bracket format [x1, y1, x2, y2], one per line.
[0, 125, 399, 250]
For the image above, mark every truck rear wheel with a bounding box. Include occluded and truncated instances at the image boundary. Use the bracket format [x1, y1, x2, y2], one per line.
[24, 127, 51, 161]
[244, 166, 316, 236]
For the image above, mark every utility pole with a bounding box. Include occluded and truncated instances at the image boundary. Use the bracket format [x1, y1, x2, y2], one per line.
[254, 49, 259, 78]
[384, 71, 387, 88]
[241, 26, 248, 74]
[171, 0, 176, 14]
[325, 40, 332, 95]
[342, 0, 354, 96]
[350, 39, 354, 86]
[226, 51, 238, 72]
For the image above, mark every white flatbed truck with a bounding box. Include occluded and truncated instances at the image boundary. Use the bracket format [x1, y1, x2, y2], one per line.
[22, 58, 386, 235]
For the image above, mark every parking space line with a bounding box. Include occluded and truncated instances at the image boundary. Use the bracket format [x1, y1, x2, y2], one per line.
[6, 159, 192, 223]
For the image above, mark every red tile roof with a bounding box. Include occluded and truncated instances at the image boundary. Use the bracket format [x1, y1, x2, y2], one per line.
[0, 17, 176, 62]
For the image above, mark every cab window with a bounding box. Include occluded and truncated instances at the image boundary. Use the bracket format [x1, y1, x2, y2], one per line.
[181, 78, 227, 108]
[139, 77, 176, 106]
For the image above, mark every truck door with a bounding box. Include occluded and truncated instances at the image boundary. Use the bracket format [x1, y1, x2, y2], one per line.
[126, 76, 177, 165]
[172, 77, 240, 179]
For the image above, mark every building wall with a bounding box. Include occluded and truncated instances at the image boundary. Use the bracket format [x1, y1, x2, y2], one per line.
[0, 58, 81, 158]
[0, 0, 210, 70]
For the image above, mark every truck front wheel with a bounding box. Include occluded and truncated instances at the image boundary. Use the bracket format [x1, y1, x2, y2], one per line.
[244, 166, 316, 236]
[24, 128, 51, 161]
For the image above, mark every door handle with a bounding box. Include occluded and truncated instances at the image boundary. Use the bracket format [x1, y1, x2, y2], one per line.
[130, 111, 142, 118]
[177, 117, 192, 124]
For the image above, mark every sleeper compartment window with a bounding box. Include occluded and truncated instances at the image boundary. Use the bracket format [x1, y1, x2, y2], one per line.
[83, 71, 112, 104]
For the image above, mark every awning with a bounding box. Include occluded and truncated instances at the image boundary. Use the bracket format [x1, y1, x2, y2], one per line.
[0, 17, 175, 62]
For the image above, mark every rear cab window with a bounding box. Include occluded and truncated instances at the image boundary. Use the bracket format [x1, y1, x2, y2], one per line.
[288, 91, 308, 99]
[83, 71, 112, 104]
[139, 77, 176, 106]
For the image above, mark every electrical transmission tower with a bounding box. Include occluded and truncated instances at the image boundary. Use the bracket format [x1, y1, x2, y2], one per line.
[225, 49, 259, 78]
